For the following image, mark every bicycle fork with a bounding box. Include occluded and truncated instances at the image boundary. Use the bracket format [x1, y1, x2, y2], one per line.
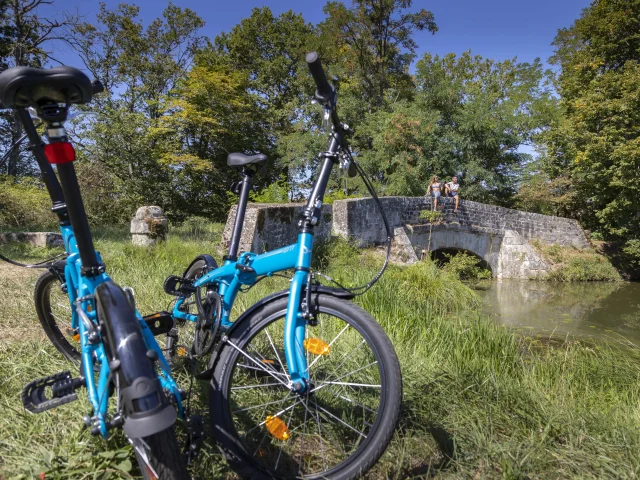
[283, 232, 314, 393]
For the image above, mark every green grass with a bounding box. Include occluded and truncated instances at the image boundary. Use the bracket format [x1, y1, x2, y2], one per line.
[1, 230, 640, 478]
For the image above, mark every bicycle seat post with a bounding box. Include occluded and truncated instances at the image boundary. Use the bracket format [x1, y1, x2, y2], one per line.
[38, 103, 102, 276]
[15, 108, 70, 226]
[226, 167, 254, 262]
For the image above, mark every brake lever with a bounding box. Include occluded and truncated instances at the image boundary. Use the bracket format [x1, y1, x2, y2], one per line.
[322, 107, 331, 130]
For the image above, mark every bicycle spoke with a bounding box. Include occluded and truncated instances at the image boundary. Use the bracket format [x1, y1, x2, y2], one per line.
[232, 391, 292, 414]
[236, 363, 289, 378]
[311, 361, 378, 394]
[315, 381, 381, 388]
[314, 402, 366, 438]
[246, 343, 292, 382]
[231, 382, 282, 390]
[264, 329, 287, 377]
[226, 339, 291, 388]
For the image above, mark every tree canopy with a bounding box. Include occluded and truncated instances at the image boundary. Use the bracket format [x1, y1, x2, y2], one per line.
[541, 0, 640, 246]
[2, 0, 635, 259]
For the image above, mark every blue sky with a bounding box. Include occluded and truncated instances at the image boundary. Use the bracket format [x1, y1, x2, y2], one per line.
[45, 0, 590, 70]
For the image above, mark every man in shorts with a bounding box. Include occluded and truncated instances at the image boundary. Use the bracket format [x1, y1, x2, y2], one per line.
[445, 176, 460, 212]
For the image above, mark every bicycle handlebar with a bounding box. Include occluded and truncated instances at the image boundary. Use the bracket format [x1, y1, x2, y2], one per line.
[306, 52, 333, 99]
[91, 79, 104, 95]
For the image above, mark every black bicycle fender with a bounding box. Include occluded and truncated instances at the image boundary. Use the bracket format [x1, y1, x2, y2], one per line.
[199, 285, 355, 379]
[95, 281, 176, 438]
[182, 254, 218, 278]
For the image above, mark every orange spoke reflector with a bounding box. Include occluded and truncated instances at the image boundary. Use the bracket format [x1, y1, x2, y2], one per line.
[265, 415, 290, 441]
[304, 338, 330, 356]
[72, 333, 80, 342]
[262, 359, 275, 365]
[177, 347, 189, 357]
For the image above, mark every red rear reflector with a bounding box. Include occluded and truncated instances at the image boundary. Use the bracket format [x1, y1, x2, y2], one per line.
[44, 142, 75, 164]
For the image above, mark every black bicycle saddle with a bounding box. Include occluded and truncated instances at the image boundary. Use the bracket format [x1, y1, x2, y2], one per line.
[0, 66, 93, 108]
[227, 152, 268, 167]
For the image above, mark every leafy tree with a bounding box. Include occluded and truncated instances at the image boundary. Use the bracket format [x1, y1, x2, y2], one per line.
[545, 0, 640, 243]
[158, 59, 270, 219]
[70, 2, 204, 116]
[69, 3, 210, 220]
[212, 7, 315, 131]
[320, 0, 437, 112]
[355, 52, 556, 200]
[0, 0, 76, 176]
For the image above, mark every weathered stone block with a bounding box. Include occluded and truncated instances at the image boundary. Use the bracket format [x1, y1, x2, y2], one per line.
[131, 206, 168, 246]
[0, 232, 63, 247]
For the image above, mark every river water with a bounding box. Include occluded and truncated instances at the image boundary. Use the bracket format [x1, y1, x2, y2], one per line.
[474, 281, 640, 345]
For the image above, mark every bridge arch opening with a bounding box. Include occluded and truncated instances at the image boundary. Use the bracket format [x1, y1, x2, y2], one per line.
[431, 247, 492, 276]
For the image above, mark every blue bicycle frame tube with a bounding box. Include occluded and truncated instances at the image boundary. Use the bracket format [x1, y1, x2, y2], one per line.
[172, 234, 314, 388]
[59, 223, 183, 438]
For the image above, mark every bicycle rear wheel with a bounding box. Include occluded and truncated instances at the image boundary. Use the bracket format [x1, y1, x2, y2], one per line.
[34, 270, 80, 363]
[132, 428, 189, 480]
[210, 294, 402, 479]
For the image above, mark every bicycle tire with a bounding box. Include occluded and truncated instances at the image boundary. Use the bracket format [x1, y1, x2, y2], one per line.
[132, 427, 189, 480]
[210, 294, 402, 479]
[34, 270, 81, 364]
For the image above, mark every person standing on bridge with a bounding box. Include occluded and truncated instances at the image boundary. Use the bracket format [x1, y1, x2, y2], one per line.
[445, 176, 460, 213]
[426, 175, 442, 210]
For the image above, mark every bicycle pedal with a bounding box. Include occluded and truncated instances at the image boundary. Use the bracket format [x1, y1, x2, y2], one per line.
[143, 311, 173, 336]
[22, 371, 85, 413]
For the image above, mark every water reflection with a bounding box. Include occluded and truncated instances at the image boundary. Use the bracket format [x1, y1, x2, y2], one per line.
[475, 280, 640, 345]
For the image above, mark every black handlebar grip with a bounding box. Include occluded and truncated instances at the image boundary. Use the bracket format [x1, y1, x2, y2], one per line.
[91, 79, 104, 95]
[306, 52, 333, 98]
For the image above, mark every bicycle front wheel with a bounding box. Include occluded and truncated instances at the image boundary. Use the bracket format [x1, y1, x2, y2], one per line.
[210, 294, 402, 479]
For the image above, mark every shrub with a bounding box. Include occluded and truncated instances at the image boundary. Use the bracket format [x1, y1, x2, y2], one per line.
[388, 260, 481, 314]
[622, 239, 640, 270]
[0, 176, 57, 230]
[312, 237, 362, 270]
[250, 175, 289, 203]
[531, 241, 621, 282]
[441, 252, 492, 281]
[418, 209, 443, 223]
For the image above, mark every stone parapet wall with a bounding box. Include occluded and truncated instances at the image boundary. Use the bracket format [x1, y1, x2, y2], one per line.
[221, 203, 333, 254]
[222, 196, 588, 278]
[333, 196, 589, 248]
[0, 232, 63, 247]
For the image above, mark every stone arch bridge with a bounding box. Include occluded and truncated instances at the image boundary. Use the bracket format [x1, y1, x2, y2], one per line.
[222, 197, 588, 279]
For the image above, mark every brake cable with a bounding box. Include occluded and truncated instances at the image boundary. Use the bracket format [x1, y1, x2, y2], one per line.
[0, 251, 66, 269]
[312, 132, 393, 297]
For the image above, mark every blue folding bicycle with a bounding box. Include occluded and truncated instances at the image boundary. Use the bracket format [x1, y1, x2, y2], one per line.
[163, 53, 402, 479]
[0, 67, 188, 479]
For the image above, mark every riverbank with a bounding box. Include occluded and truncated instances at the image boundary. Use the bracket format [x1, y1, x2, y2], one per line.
[531, 240, 621, 282]
[1, 230, 639, 478]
